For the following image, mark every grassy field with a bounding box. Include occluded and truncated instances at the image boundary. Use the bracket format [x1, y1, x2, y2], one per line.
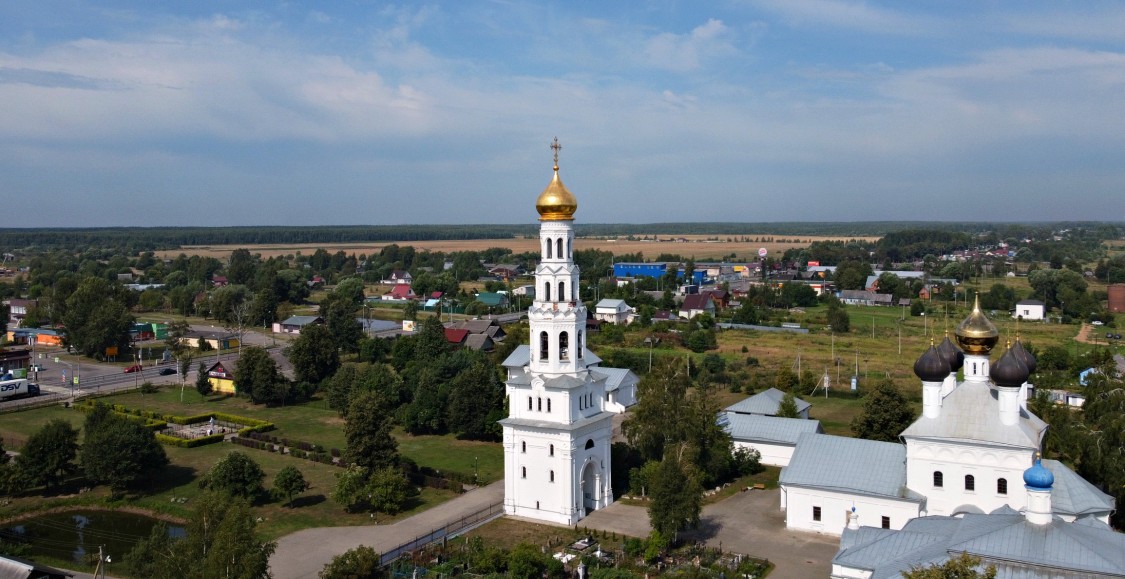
[0, 384, 503, 541]
[85, 388, 504, 482]
[153, 234, 879, 263]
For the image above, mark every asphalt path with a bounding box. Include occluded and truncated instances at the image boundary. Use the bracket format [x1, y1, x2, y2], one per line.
[2, 327, 292, 409]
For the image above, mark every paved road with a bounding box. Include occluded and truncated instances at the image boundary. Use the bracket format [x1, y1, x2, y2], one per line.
[580, 489, 839, 579]
[269, 480, 505, 579]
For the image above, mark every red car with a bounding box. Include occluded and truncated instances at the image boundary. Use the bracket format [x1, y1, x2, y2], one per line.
[124, 364, 143, 373]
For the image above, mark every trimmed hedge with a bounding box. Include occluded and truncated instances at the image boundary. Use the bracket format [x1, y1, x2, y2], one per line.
[155, 432, 225, 448]
[76, 400, 274, 443]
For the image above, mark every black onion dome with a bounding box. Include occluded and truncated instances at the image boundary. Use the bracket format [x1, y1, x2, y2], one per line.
[937, 335, 964, 372]
[914, 345, 950, 382]
[1011, 339, 1037, 375]
[992, 344, 1029, 388]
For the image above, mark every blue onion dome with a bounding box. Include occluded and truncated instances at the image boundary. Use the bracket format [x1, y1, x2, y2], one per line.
[936, 334, 965, 372]
[1011, 337, 1037, 375]
[992, 341, 1029, 388]
[914, 342, 950, 382]
[1024, 457, 1054, 490]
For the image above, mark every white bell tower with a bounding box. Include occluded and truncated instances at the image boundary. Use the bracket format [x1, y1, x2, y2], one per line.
[500, 138, 614, 525]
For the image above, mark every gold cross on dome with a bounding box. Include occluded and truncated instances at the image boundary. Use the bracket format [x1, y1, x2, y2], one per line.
[550, 137, 562, 168]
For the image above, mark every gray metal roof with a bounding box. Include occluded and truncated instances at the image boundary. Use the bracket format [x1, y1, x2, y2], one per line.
[835, 512, 1125, 579]
[1043, 459, 1115, 516]
[780, 433, 914, 499]
[726, 387, 811, 416]
[724, 413, 823, 445]
[281, 315, 323, 326]
[501, 344, 603, 369]
[900, 380, 1046, 449]
[595, 298, 628, 309]
[595, 367, 638, 393]
[498, 411, 614, 432]
[502, 344, 531, 368]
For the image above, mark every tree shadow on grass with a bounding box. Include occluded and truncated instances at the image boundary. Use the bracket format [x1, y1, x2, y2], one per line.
[286, 494, 326, 509]
[139, 464, 197, 496]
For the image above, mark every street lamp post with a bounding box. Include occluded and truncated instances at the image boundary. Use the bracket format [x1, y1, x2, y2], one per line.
[644, 336, 655, 372]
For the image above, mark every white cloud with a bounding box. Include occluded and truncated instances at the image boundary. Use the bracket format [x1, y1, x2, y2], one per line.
[750, 0, 936, 34]
[643, 19, 735, 72]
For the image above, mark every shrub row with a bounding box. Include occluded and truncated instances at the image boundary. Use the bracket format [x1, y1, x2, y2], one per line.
[155, 432, 225, 448]
[240, 431, 339, 456]
[74, 401, 169, 431]
[230, 436, 345, 467]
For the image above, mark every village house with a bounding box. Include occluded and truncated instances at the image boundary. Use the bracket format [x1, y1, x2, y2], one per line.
[593, 299, 632, 324]
[274, 315, 324, 335]
[678, 293, 716, 319]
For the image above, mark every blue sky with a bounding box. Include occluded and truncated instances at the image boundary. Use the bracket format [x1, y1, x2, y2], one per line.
[1, 1, 1123, 227]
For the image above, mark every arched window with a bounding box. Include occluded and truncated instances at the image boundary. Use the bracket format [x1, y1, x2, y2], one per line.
[550, 470, 555, 482]
[546, 239, 552, 259]
[933, 471, 944, 488]
[965, 474, 975, 491]
[521, 441, 526, 453]
[539, 331, 549, 361]
[549, 444, 554, 457]
[537, 397, 542, 411]
[559, 282, 565, 302]
[560, 331, 570, 360]
[578, 331, 583, 357]
[585, 439, 595, 450]
[997, 478, 1008, 495]
[556, 238, 562, 260]
[528, 396, 532, 410]
[521, 466, 526, 479]
[566, 238, 571, 259]
[544, 282, 551, 302]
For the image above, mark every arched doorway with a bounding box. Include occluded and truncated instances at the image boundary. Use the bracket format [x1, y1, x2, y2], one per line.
[581, 460, 600, 514]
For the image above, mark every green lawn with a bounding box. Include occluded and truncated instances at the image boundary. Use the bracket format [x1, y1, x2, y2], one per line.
[100, 388, 505, 480]
[0, 402, 462, 541]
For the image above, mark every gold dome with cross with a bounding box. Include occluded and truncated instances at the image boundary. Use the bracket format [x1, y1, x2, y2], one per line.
[536, 137, 578, 221]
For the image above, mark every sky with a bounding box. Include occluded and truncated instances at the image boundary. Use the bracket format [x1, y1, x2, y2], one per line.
[1, 1, 1124, 227]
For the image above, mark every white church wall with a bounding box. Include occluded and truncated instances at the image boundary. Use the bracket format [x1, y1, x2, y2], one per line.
[782, 485, 921, 536]
[733, 440, 796, 467]
[906, 440, 1031, 516]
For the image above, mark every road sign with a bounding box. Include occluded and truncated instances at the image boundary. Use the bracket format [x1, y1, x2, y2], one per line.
[758, 247, 767, 258]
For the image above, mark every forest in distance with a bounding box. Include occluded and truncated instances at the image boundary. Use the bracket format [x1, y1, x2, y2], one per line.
[1, 221, 1122, 254]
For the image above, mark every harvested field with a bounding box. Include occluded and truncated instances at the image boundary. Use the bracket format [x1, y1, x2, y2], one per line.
[156, 234, 879, 261]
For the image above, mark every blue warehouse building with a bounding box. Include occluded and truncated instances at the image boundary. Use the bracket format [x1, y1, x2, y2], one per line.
[613, 262, 706, 284]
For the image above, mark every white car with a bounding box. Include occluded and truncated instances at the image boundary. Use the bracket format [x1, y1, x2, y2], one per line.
[1092, 321, 1104, 326]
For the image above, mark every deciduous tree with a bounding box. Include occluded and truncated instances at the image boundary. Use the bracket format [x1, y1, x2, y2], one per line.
[852, 378, 917, 442]
[81, 404, 168, 497]
[345, 392, 399, 472]
[647, 447, 703, 540]
[320, 545, 383, 579]
[903, 553, 997, 579]
[286, 323, 340, 384]
[777, 391, 800, 418]
[204, 451, 265, 499]
[15, 419, 79, 490]
[273, 465, 309, 507]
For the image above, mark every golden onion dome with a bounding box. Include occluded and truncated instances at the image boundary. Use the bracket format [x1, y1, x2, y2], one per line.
[535, 137, 578, 221]
[535, 166, 578, 221]
[955, 295, 999, 355]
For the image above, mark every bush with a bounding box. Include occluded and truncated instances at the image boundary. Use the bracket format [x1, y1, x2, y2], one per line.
[155, 432, 225, 448]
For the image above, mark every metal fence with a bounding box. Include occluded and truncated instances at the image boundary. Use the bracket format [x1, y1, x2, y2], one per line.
[380, 500, 505, 566]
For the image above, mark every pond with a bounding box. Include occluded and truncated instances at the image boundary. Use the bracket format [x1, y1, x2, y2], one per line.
[0, 510, 185, 564]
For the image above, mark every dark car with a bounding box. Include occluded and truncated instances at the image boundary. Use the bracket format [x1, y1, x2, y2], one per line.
[158, 368, 177, 376]
[124, 364, 143, 373]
